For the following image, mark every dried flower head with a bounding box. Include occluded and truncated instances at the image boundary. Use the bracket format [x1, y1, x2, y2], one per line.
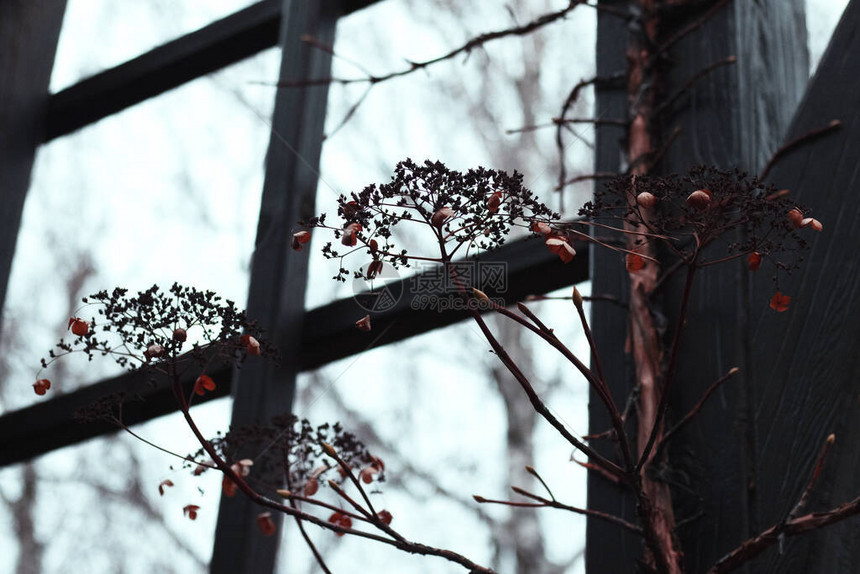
[306, 159, 558, 281]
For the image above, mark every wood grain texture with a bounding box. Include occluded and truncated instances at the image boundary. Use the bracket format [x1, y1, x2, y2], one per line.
[208, 1, 339, 571]
[0, 0, 66, 347]
[659, 2, 807, 573]
[587, 2, 640, 573]
[589, 1, 809, 572]
[746, 1, 860, 571]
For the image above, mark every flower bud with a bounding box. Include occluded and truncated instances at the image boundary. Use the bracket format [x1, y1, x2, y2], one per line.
[686, 190, 711, 210]
[636, 192, 657, 208]
[144, 344, 164, 360]
[472, 288, 490, 302]
[572, 286, 583, 309]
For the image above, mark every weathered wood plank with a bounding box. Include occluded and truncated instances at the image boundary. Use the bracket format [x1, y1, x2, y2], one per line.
[0, 0, 66, 346]
[659, 3, 807, 573]
[589, 1, 808, 572]
[43, 0, 380, 141]
[747, 1, 860, 571]
[586, 3, 639, 573]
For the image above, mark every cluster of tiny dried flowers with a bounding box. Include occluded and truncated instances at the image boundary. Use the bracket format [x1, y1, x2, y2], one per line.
[299, 159, 559, 281]
[188, 415, 385, 500]
[579, 167, 822, 310]
[35, 283, 273, 396]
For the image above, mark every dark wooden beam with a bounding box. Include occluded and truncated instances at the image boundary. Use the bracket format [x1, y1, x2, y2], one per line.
[586, 4, 639, 571]
[43, 0, 380, 141]
[660, 3, 807, 572]
[0, 236, 585, 468]
[208, 0, 339, 569]
[0, 0, 66, 347]
[746, 2, 860, 571]
[588, 1, 808, 572]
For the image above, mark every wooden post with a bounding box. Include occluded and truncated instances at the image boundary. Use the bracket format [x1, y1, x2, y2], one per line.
[209, 1, 339, 572]
[748, 2, 860, 570]
[589, 1, 808, 571]
[0, 0, 67, 340]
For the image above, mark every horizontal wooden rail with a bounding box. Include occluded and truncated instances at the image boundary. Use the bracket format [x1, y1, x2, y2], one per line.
[0, 236, 588, 466]
[44, 0, 379, 141]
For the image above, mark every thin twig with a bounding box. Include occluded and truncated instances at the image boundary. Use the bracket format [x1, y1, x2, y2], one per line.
[788, 434, 836, 521]
[654, 55, 737, 117]
[557, 171, 618, 190]
[708, 496, 860, 574]
[654, 367, 740, 461]
[657, 0, 733, 55]
[272, 1, 586, 89]
[508, 485, 642, 534]
[759, 120, 841, 181]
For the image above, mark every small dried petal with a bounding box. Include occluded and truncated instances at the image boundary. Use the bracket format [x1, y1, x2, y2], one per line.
[431, 206, 455, 228]
[158, 479, 174, 496]
[377, 509, 393, 525]
[366, 259, 383, 279]
[769, 291, 791, 312]
[686, 190, 711, 210]
[801, 217, 823, 231]
[222, 476, 238, 497]
[530, 221, 552, 235]
[748, 252, 762, 271]
[545, 236, 576, 264]
[626, 253, 645, 272]
[257, 512, 276, 536]
[342, 200, 360, 217]
[276, 489, 292, 498]
[328, 511, 352, 536]
[69, 318, 89, 336]
[172, 328, 187, 342]
[341, 230, 357, 247]
[291, 230, 312, 251]
[232, 459, 254, 477]
[193, 462, 209, 476]
[487, 191, 502, 213]
[788, 208, 804, 229]
[369, 239, 379, 252]
[358, 465, 380, 484]
[240, 334, 261, 356]
[340, 223, 362, 247]
[636, 192, 657, 209]
[303, 477, 319, 497]
[183, 504, 200, 520]
[194, 374, 216, 396]
[33, 378, 51, 396]
[355, 314, 371, 332]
